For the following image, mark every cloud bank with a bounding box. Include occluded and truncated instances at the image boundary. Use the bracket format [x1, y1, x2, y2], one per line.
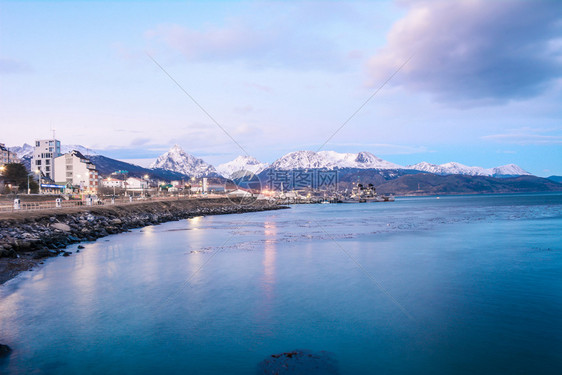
[368, 0, 562, 106]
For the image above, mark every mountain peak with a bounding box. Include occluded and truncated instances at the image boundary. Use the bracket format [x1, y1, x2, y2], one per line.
[150, 146, 217, 177]
[216, 155, 268, 178]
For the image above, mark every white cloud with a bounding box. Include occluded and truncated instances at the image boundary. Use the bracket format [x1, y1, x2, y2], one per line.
[367, 0, 562, 106]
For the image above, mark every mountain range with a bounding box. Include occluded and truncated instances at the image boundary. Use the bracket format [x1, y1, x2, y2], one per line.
[406, 161, 530, 178]
[7, 143, 562, 195]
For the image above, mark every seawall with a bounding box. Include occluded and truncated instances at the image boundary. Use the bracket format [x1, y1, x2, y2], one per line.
[0, 198, 287, 284]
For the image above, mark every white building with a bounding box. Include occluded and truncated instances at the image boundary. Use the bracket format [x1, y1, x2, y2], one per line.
[125, 177, 148, 191]
[54, 150, 99, 192]
[101, 178, 126, 189]
[32, 138, 61, 181]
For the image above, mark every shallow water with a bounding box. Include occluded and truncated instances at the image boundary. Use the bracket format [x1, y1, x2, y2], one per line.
[1, 193, 561, 374]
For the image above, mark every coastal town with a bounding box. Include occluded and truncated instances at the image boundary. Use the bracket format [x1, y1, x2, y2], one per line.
[1, 137, 400, 210]
[2, 137, 193, 197]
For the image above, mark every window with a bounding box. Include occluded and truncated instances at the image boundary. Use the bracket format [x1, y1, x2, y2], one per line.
[46, 159, 50, 165]
[36, 160, 41, 165]
[35, 141, 40, 147]
[45, 166, 50, 172]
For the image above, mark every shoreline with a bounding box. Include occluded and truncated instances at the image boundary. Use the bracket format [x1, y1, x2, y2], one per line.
[0, 198, 288, 285]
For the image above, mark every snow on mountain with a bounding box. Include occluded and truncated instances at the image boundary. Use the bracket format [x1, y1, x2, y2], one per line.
[488, 164, 531, 176]
[270, 151, 403, 170]
[61, 144, 98, 156]
[150, 144, 217, 177]
[8, 143, 34, 158]
[9, 143, 98, 158]
[407, 162, 531, 177]
[439, 162, 488, 176]
[216, 156, 268, 178]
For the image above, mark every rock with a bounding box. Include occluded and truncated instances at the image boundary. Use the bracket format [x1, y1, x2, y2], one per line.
[257, 350, 339, 374]
[62, 251, 71, 257]
[33, 249, 58, 259]
[77, 245, 85, 249]
[0, 344, 12, 358]
[0, 249, 17, 258]
[51, 223, 71, 232]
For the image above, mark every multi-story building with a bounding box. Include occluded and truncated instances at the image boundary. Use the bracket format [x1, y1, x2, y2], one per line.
[54, 150, 98, 193]
[32, 138, 61, 181]
[0, 143, 20, 168]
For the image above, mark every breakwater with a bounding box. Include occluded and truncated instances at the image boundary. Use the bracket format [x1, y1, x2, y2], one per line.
[0, 198, 286, 284]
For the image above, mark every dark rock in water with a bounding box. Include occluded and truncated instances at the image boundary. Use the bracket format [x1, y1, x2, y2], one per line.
[257, 349, 339, 374]
[62, 251, 71, 257]
[77, 245, 85, 249]
[0, 344, 12, 357]
[33, 249, 58, 259]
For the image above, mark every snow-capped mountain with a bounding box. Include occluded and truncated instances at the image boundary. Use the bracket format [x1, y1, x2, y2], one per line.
[407, 161, 531, 177]
[488, 164, 531, 176]
[8, 143, 34, 159]
[270, 151, 403, 170]
[216, 156, 269, 178]
[150, 144, 217, 177]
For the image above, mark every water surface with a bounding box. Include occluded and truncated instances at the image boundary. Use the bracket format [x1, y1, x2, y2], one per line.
[1, 193, 561, 374]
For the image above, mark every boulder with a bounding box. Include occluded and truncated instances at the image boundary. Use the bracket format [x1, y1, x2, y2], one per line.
[257, 350, 339, 374]
[51, 223, 71, 232]
[0, 344, 12, 358]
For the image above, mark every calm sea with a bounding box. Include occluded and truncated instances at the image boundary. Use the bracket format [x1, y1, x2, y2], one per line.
[1, 193, 561, 374]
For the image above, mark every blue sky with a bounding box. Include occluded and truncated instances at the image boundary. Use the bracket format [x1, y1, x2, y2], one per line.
[1, 0, 561, 176]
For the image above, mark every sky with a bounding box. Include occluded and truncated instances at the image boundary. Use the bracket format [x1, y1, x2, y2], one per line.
[1, 0, 561, 176]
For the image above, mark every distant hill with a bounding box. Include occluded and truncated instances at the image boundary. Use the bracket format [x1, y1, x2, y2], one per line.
[374, 174, 562, 196]
[547, 176, 562, 183]
[88, 155, 190, 180]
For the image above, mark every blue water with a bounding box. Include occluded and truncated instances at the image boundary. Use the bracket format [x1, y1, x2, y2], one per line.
[1, 193, 561, 374]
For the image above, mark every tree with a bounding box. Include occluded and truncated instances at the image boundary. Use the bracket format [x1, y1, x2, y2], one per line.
[2, 163, 38, 194]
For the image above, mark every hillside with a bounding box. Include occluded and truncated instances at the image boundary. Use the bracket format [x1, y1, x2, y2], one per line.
[88, 155, 189, 180]
[374, 174, 562, 196]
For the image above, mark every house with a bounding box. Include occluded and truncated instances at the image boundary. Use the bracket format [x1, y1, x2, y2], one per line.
[101, 178, 126, 189]
[125, 177, 148, 191]
[54, 150, 99, 193]
[0, 143, 20, 168]
[32, 138, 61, 181]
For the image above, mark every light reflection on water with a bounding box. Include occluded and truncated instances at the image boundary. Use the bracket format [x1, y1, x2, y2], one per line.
[0, 193, 561, 374]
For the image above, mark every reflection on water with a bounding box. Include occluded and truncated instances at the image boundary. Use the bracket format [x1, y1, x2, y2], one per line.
[1, 193, 561, 374]
[256, 221, 277, 337]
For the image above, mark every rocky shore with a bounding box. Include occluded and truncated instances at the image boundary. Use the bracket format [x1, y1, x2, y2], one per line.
[0, 198, 287, 284]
